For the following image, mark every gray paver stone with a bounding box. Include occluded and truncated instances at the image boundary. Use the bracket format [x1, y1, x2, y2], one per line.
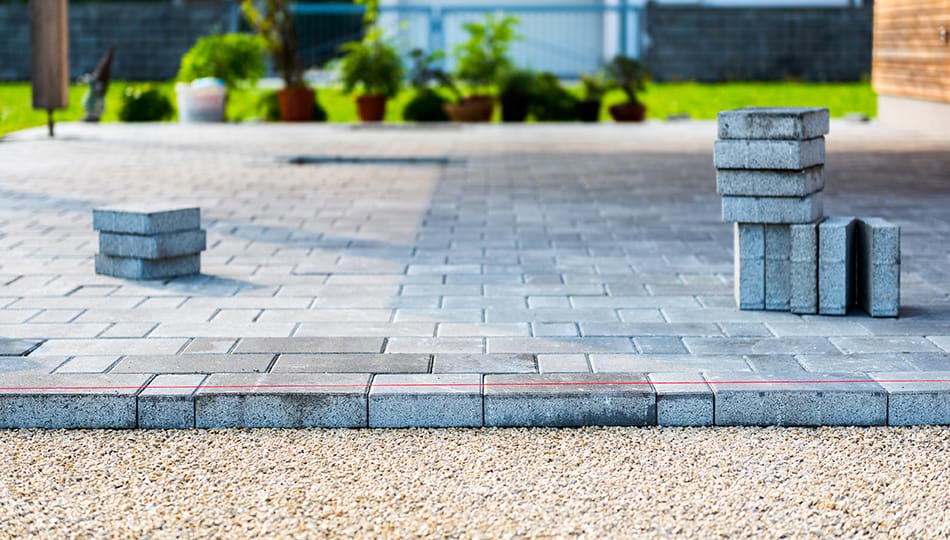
[717, 107, 830, 140]
[648, 372, 713, 426]
[138, 374, 206, 429]
[195, 373, 369, 428]
[734, 223, 765, 310]
[484, 373, 655, 427]
[110, 354, 274, 374]
[271, 353, 429, 373]
[716, 166, 824, 197]
[790, 222, 820, 314]
[99, 229, 207, 259]
[432, 353, 536, 373]
[765, 225, 791, 311]
[869, 372, 950, 426]
[705, 371, 886, 426]
[855, 218, 900, 317]
[818, 217, 856, 315]
[369, 374, 482, 428]
[713, 138, 825, 170]
[0, 373, 149, 428]
[721, 192, 823, 224]
[0, 339, 43, 356]
[93, 205, 200, 235]
[95, 253, 201, 280]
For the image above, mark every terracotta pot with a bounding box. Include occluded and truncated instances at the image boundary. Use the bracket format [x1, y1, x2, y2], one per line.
[608, 101, 647, 123]
[576, 99, 601, 123]
[277, 86, 315, 122]
[356, 94, 387, 122]
[443, 96, 494, 123]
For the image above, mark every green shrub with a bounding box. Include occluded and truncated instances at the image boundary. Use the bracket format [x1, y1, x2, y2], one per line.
[530, 73, 578, 121]
[499, 69, 536, 98]
[118, 85, 174, 122]
[403, 88, 449, 122]
[605, 55, 649, 104]
[339, 27, 403, 97]
[454, 14, 520, 94]
[257, 90, 328, 122]
[177, 33, 265, 89]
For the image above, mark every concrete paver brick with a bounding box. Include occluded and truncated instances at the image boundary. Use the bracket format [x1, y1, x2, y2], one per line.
[95, 253, 201, 280]
[271, 353, 429, 373]
[537, 354, 590, 373]
[0, 373, 149, 428]
[93, 205, 200, 235]
[138, 374, 206, 429]
[484, 373, 655, 427]
[734, 223, 765, 310]
[432, 353, 536, 373]
[99, 230, 207, 259]
[233, 337, 385, 354]
[722, 193, 823, 224]
[869, 372, 950, 425]
[818, 217, 856, 315]
[110, 354, 274, 374]
[790, 222, 820, 314]
[855, 218, 900, 317]
[717, 107, 830, 140]
[713, 138, 825, 170]
[716, 166, 824, 197]
[648, 372, 714, 426]
[765, 225, 791, 311]
[369, 374, 482, 428]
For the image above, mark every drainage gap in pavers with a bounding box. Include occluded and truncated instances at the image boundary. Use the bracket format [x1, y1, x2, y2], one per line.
[285, 155, 462, 166]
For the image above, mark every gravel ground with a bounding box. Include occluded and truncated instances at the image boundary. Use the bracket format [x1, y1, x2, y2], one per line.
[1, 427, 948, 538]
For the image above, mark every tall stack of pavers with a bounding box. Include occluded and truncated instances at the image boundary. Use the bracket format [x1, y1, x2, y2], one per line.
[715, 107, 900, 317]
[93, 205, 206, 280]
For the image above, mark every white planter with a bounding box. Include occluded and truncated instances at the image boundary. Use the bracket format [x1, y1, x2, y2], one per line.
[175, 80, 227, 123]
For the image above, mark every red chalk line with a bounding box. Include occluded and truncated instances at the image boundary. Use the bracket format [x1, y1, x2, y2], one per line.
[2, 379, 950, 392]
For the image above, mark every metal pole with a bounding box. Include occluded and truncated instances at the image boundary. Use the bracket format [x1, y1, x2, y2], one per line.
[619, 0, 629, 57]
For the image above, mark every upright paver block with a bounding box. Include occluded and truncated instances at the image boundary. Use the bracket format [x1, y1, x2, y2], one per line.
[734, 223, 765, 310]
[764, 225, 791, 311]
[855, 218, 900, 317]
[648, 372, 713, 426]
[717, 107, 830, 140]
[369, 374, 482, 428]
[818, 217, 856, 315]
[93, 205, 201, 235]
[870, 372, 950, 426]
[483, 373, 655, 427]
[138, 374, 206, 429]
[790, 221, 820, 314]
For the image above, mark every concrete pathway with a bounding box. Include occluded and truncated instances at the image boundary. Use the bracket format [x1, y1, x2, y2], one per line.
[1, 121, 948, 427]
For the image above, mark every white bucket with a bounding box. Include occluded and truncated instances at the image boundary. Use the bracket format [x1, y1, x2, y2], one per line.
[176, 78, 227, 123]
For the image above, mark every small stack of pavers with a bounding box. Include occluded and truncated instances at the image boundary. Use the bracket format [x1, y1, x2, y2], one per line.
[93, 205, 206, 280]
[715, 107, 900, 317]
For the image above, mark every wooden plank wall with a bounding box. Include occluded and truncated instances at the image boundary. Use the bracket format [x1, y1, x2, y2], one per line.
[873, 0, 950, 102]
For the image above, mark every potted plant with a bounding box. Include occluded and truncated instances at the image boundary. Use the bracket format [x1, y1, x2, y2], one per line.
[175, 33, 265, 122]
[530, 72, 578, 122]
[242, 0, 313, 121]
[498, 69, 535, 122]
[446, 13, 520, 122]
[577, 72, 607, 123]
[605, 55, 649, 122]
[339, 27, 403, 122]
[403, 48, 456, 122]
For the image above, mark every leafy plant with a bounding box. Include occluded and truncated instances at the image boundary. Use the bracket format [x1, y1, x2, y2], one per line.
[177, 33, 265, 89]
[241, 0, 305, 88]
[403, 88, 449, 122]
[339, 27, 404, 97]
[453, 13, 521, 95]
[606, 55, 649, 104]
[580, 72, 608, 101]
[499, 68, 536, 98]
[530, 73, 578, 121]
[118, 85, 174, 122]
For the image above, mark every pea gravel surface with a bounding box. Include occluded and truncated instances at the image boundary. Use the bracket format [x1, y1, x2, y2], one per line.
[1, 427, 948, 538]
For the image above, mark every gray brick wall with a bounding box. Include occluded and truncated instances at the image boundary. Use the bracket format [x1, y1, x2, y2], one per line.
[644, 4, 873, 82]
[0, 2, 233, 81]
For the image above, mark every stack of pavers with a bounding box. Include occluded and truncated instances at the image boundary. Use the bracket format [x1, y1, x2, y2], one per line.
[715, 107, 900, 317]
[93, 205, 206, 280]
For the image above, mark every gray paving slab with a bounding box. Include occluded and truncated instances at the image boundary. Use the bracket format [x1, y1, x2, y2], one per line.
[110, 354, 274, 374]
[0, 355, 65, 374]
[233, 337, 385, 354]
[138, 374, 206, 429]
[95, 253, 201, 280]
[716, 166, 824, 197]
[590, 353, 750, 372]
[869, 372, 950, 426]
[717, 107, 830, 140]
[734, 223, 765, 310]
[855, 218, 900, 318]
[704, 372, 886, 426]
[0, 338, 42, 356]
[99, 229, 207, 259]
[537, 354, 590, 373]
[432, 353, 536, 373]
[790, 222, 820, 314]
[648, 372, 714, 426]
[369, 374, 482, 428]
[195, 373, 369, 428]
[713, 138, 825, 169]
[818, 217, 856, 315]
[0, 373, 149, 428]
[765, 225, 791, 311]
[93, 205, 200, 235]
[722, 193, 823, 224]
[484, 373, 655, 427]
[271, 353, 429, 373]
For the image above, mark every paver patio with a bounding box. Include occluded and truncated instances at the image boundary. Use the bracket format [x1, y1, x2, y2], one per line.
[1, 121, 948, 427]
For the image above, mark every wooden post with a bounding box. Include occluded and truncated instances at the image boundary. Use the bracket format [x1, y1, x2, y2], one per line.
[30, 0, 69, 137]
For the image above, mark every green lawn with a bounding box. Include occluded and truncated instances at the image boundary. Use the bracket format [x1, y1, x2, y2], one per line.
[1, 81, 876, 137]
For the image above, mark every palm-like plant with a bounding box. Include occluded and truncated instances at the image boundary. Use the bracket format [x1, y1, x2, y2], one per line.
[241, 0, 304, 88]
